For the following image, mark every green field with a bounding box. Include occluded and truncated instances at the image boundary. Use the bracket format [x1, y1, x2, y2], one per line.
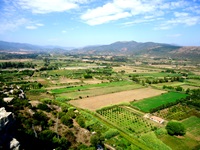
[135, 72, 182, 78]
[97, 106, 154, 135]
[58, 83, 143, 100]
[140, 132, 171, 150]
[158, 116, 200, 150]
[182, 116, 200, 138]
[50, 81, 135, 94]
[131, 92, 188, 112]
[151, 82, 185, 89]
[50, 81, 143, 100]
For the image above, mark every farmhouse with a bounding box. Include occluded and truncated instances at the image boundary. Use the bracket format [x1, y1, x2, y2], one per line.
[150, 116, 164, 124]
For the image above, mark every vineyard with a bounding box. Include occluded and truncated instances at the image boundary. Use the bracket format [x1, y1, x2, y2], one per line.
[97, 106, 155, 136]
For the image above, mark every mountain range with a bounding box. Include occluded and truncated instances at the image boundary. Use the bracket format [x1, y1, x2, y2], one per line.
[0, 41, 73, 51]
[0, 40, 200, 59]
[72, 41, 181, 55]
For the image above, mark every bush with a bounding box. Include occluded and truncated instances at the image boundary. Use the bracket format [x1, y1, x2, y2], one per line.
[61, 115, 73, 128]
[84, 74, 92, 79]
[166, 121, 186, 136]
[103, 128, 119, 139]
[37, 103, 51, 112]
[76, 116, 85, 128]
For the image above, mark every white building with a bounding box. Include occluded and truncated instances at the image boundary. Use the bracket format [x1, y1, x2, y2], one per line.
[150, 116, 164, 124]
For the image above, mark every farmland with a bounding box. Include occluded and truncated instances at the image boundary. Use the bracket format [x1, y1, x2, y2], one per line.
[0, 51, 200, 150]
[157, 116, 200, 150]
[69, 88, 166, 111]
[97, 106, 171, 150]
[131, 92, 188, 112]
[182, 116, 200, 141]
[97, 106, 155, 135]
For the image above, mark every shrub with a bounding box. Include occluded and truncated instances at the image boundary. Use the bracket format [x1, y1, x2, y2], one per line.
[61, 115, 73, 128]
[103, 128, 119, 139]
[37, 103, 51, 112]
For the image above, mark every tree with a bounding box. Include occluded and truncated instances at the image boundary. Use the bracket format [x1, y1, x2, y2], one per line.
[90, 134, 104, 146]
[61, 115, 73, 128]
[166, 121, 186, 136]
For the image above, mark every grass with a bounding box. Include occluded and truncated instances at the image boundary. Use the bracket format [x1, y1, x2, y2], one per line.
[131, 92, 188, 112]
[58, 84, 143, 99]
[182, 116, 200, 138]
[140, 132, 171, 150]
[186, 79, 200, 87]
[151, 82, 185, 89]
[50, 81, 141, 94]
[135, 72, 182, 78]
[159, 134, 199, 150]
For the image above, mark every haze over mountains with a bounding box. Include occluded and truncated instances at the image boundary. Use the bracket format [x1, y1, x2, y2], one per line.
[0, 41, 74, 51]
[0, 40, 200, 59]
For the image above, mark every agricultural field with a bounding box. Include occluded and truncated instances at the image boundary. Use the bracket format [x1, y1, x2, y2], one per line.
[186, 79, 200, 87]
[157, 116, 200, 150]
[153, 104, 199, 121]
[69, 88, 166, 111]
[97, 106, 172, 150]
[1, 52, 200, 149]
[182, 116, 200, 141]
[112, 66, 163, 74]
[97, 106, 155, 135]
[131, 92, 188, 112]
[151, 81, 185, 89]
[50, 81, 136, 94]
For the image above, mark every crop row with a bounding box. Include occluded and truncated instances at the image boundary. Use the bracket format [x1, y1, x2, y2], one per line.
[97, 106, 155, 135]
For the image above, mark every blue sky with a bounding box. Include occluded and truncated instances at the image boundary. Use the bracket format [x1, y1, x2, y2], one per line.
[0, 0, 200, 47]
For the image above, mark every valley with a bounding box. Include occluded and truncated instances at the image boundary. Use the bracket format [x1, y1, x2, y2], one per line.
[0, 41, 200, 150]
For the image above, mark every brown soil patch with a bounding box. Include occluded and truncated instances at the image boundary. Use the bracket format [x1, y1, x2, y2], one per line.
[59, 77, 81, 84]
[83, 79, 108, 84]
[69, 88, 166, 111]
[0, 59, 32, 62]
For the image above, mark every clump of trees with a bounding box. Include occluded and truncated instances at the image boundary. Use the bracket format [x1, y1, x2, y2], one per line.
[166, 121, 186, 136]
[0, 62, 35, 69]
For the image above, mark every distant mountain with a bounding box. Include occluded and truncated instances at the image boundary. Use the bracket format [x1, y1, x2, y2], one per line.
[0, 41, 73, 51]
[1, 40, 199, 60]
[71, 41, 181, 56]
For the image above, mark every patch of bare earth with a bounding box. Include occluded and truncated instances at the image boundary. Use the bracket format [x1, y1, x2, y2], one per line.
[72, 121, 91, 146]
[0, 59, 32, 62]
[83, 79, 108, 84]
[69, 88, 166, 111]
[59, 77, 81, 84]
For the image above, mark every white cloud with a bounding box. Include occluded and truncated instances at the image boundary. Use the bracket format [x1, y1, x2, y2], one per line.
[0, 18, 28, 33]
[167, 34, 182, 37]
[26, 23, 44, 29]
[26, 25, 37, 29]
[36, 23, 44, 26]
[154, 13, 200, 30]
[15, 0, 82, 14]
[174, 12, 189, 17]
[168, 14, 200, 26]
[62, 30, 67, 33]
[80, 0, 200, 26]
[81, 0, 162, 25]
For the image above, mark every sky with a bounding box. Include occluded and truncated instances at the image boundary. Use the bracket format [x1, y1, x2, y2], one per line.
[0, 0, 200, 47]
